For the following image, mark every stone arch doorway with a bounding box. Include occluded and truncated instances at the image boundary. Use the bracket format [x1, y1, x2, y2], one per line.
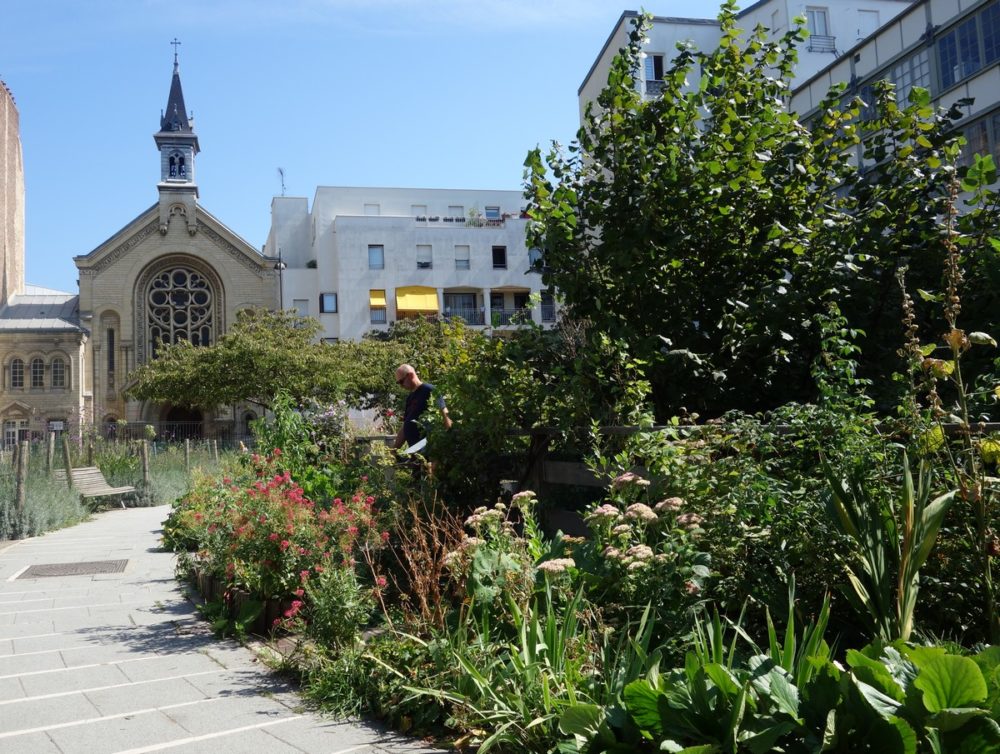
[160, 405, 203, 441]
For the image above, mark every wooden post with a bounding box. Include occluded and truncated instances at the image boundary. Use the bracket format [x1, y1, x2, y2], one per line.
[46, 431, 55, 473]
[15, 441, 29, 516]
[87, 440, 94, 466]
[11, 442, 18, 474]
[141, 440, 151, 491]
[62, 437, 74, 488]
[184, 439, 190, 472]
[212, 439, 218, 463]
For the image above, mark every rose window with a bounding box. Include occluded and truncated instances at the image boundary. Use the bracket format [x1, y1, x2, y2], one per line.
[147, 267, 214, 357]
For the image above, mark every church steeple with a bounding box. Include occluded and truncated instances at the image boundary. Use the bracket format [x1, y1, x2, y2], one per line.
[154, 40, 200, 233]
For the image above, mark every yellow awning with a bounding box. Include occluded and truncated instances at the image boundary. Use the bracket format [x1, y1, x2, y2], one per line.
[369, 289, 387, 307]
[395, 286, 439, 312]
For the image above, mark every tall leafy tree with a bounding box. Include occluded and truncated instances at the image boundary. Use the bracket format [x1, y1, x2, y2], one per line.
[126, 308, 339, 409]
[524, 1, 993, 417]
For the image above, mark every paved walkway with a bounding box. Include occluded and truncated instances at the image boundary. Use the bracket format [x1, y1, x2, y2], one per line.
[0, 506, 442, 754]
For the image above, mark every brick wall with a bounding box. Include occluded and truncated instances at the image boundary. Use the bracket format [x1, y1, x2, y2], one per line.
[0, 81, 25, 306]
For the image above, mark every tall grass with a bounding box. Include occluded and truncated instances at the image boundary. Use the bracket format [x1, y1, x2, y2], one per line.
[0, 440, 238, 542]
[0, 455, 85, 540]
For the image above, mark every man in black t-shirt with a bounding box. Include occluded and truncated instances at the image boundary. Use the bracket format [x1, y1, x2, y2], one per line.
[392, 364, 452, 450]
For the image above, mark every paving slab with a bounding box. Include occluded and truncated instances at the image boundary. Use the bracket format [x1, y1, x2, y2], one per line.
[0, 506, 445, 753]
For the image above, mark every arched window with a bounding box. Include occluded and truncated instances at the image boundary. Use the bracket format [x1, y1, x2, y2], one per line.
[178, 156, 186, 177]
[51, 358, 66, 388]
[147, 266, 215, 358]
[169, 154, 177, 177]
[30, 358, 44, 388]
[10, 358, 23, 388]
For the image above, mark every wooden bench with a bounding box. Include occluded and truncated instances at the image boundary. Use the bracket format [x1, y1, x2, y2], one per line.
[53, 467, 135, 509]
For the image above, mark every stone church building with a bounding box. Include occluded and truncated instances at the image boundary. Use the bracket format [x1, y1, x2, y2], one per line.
[0, 60, 278, 447]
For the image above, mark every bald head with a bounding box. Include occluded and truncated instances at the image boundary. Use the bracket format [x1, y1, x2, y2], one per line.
[395, 364, 420, 389]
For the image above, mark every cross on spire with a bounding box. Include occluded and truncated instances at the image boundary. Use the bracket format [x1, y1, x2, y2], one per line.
[171, 38, 181, 66]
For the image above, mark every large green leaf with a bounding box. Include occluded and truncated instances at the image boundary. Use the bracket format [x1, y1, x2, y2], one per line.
[853, 677, 904, 719]
[913, 656, 988, 713]
[624, 679, 665, 737]
[940, 715, 1000, 753]
[972, 646, 1000, 719]
[558, 703, 604, 737]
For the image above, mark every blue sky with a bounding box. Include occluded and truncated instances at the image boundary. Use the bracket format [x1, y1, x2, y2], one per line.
[2, 1, 746, 293]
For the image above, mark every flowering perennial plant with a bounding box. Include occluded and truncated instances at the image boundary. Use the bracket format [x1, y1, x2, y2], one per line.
[170, 450, 386, 603]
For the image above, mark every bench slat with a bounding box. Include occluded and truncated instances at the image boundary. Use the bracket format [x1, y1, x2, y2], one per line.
[52, 466, 135, 509]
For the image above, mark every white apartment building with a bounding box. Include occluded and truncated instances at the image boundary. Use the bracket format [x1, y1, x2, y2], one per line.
[265, 187, 555, 342]
[579, 2, 916, 118]
[790, 0, 1000, 169]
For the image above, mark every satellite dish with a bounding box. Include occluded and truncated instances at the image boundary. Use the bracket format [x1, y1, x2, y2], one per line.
[403, 437, 428, 455]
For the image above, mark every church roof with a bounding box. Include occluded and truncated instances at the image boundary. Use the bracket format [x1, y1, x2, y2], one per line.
[159, 60, 192, 133]
[0, 289, 84, 332]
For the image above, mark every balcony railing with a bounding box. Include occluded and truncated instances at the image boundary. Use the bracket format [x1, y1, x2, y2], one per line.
[445, 308, 485, 325]
[491, 308, 534, 326]
[414, 216, 510, 228]
[541, 304, 556, 323]
[645, 79, 665, 96]
[808, 34, 836, 53]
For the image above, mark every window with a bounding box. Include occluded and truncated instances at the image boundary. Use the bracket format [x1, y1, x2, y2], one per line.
[513, 292, 530, 310]
[416, 244, 433, 269]
[444, 292, 479, 323]
[541, 291, 556, 322]
[492, 245, 507, 269]
[490, 292, 505, 312]
[644, 53, 665, 94]
[806, 7, 829, 36]
[146, 267, 215, 358]
[3, 419, 28, 449]
[993, 112, 1000, 166]
[51, 358, 66, 388]
[959, 120, 990, 169]
[11, 358, 24, 388]
[806, 7, 835, 51]
[484, 206, 501, 220]
[364, 203, 380, 216]
[984, 2, 1000, 64]
[107, 328, 115, 373]
[940, 16, 982, 88]
[370, 289, 387, 324]
[30, 358, 44, 388]
[320, 293, 338, 313]
[292, 298, 309, 317]
[448, 205, 464, 218]
[368, 244, 385, 270]
[321, 337, 340, 345]
[445, 292, 476, 311]
[455, 245, 470, 270]
[528, 247, 544, 271]
[892, 50, 931, 106]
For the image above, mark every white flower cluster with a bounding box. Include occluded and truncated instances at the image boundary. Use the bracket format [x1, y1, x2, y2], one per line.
[465, 506, 504, 528]
[585, 504, 622, 522]
[537, 558, 576, 575]
[612, 472, 651, 489]
[625, 503, 658, 522]
[654, 497, 684, 512]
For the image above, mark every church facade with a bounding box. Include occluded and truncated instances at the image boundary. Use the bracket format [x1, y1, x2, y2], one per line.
[0, 59, 278, 447]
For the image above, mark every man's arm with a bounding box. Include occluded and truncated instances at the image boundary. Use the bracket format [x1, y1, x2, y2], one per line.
[440, 406, 452, 430]
[392, 426, 405, 449]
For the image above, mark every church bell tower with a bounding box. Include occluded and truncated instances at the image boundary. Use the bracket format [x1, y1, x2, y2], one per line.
[154, 40, 200, 235]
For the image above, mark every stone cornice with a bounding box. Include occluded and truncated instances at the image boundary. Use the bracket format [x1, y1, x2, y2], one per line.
[84, 221, 161, 274]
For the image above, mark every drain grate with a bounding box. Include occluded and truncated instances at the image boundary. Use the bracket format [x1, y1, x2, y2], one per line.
[19, 560, 128, 579]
